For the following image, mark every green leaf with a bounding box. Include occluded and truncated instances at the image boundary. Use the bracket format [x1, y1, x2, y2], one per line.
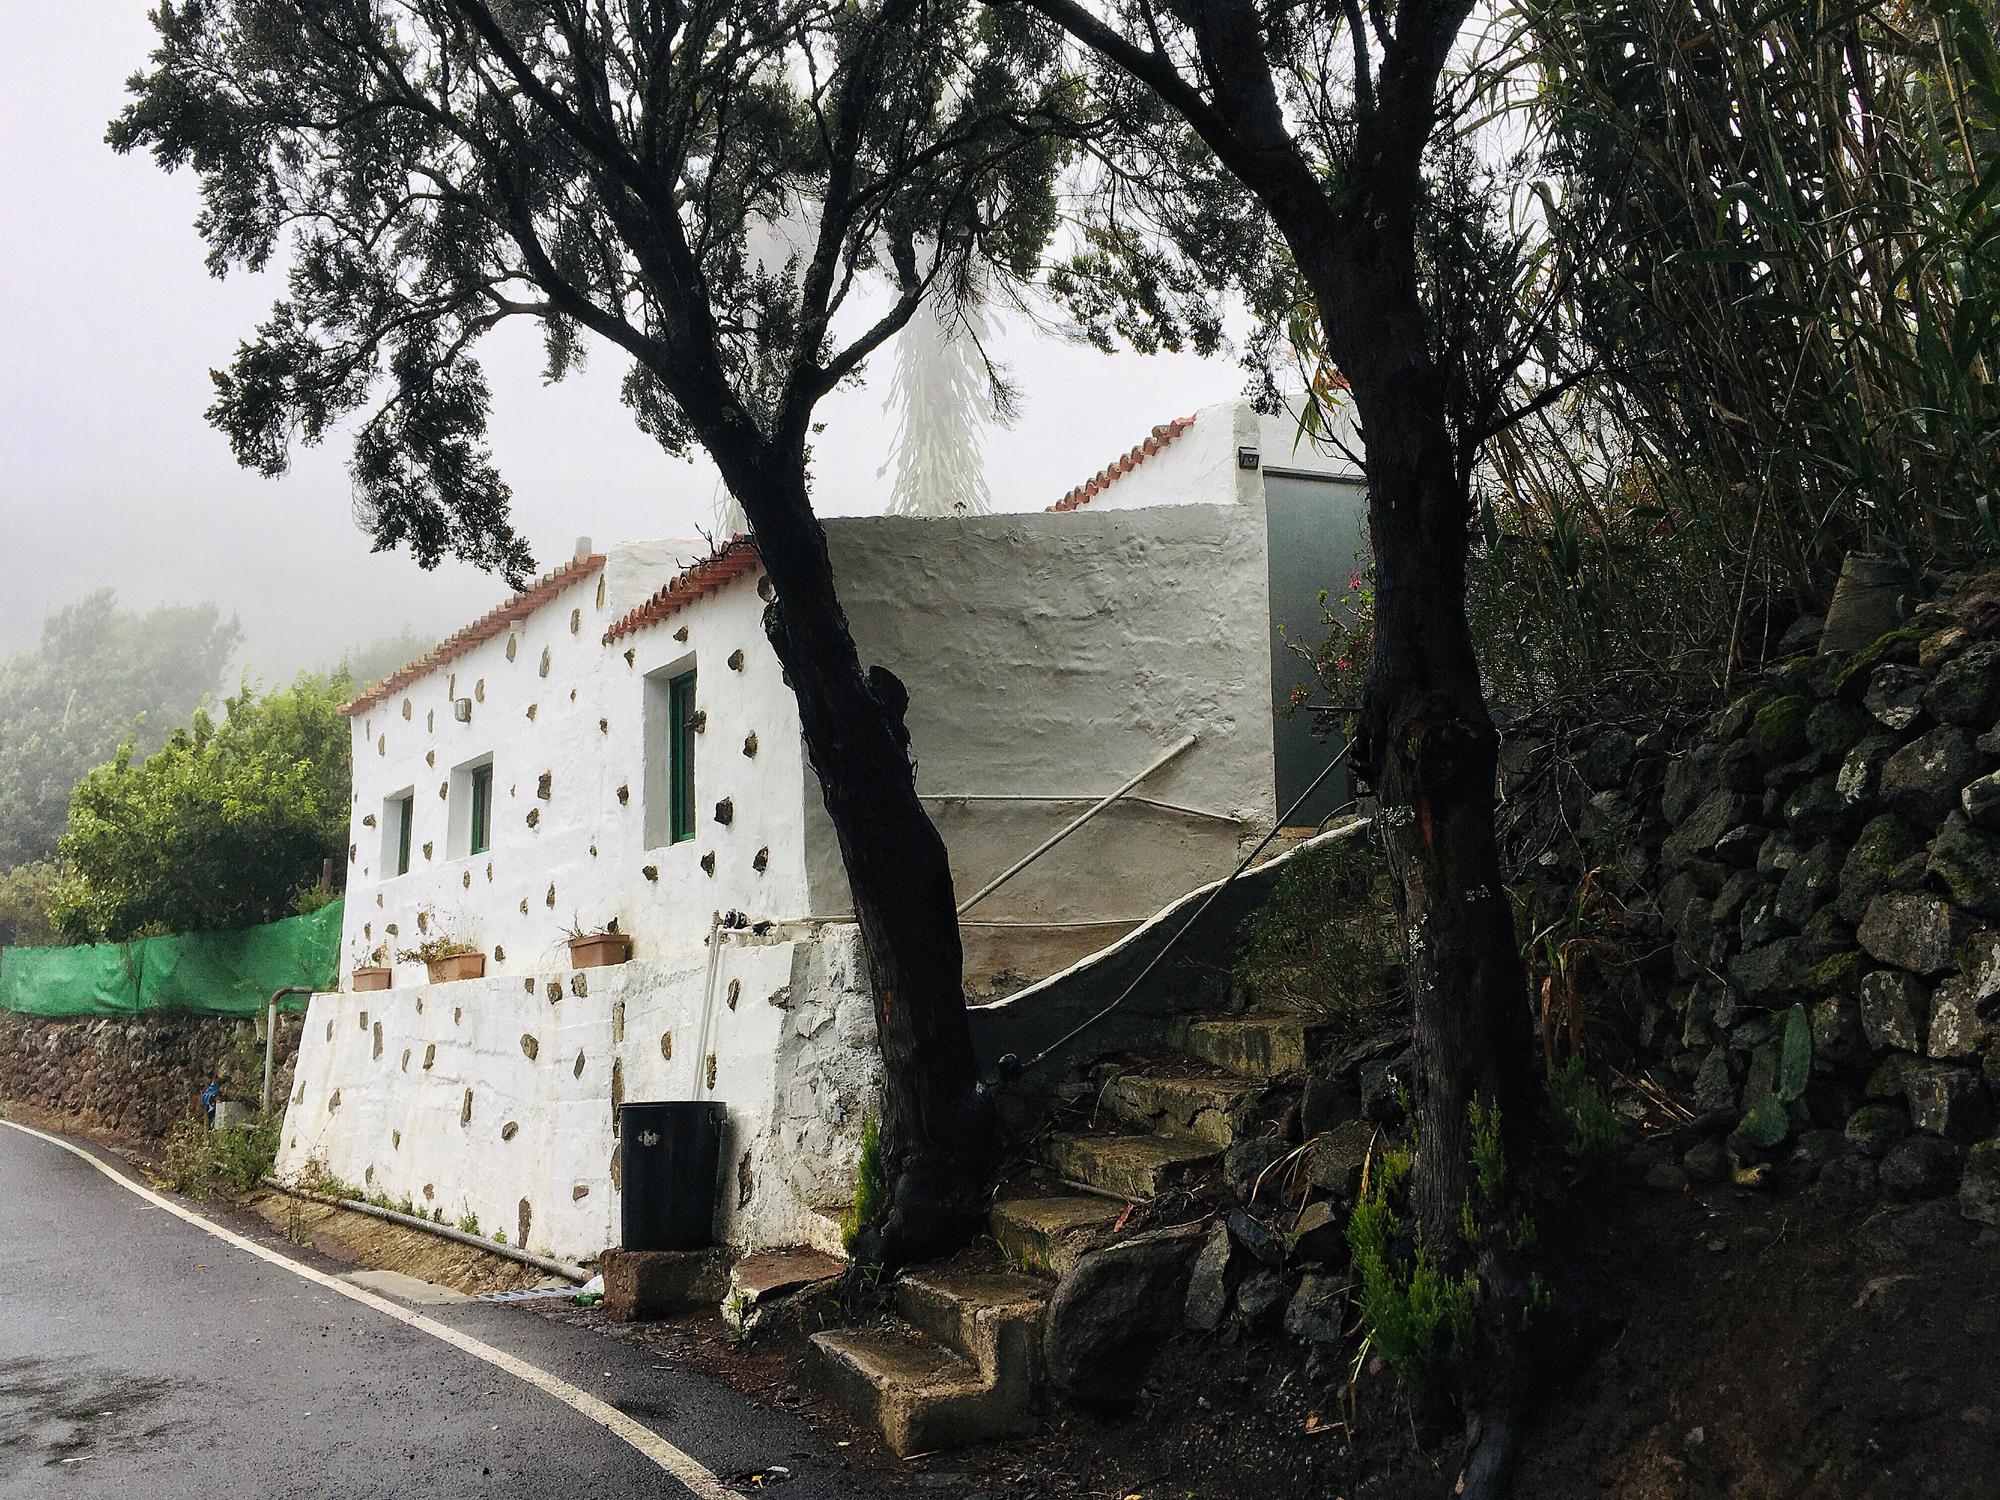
[1778, 1003, 1812, 1102]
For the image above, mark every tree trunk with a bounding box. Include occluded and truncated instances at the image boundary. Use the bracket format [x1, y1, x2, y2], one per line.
[1336, 327, 1539, 1500]
[730, 457, 991, 1270]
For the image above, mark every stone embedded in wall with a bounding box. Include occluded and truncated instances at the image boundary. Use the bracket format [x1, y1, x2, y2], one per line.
[673, 625, 688, 642]
[596, 575, 606, 608]
[393, 1130, 401, 1149]
[329, 1089, 341, 1112]
[753, 847, 769, 873]
[537, 771, 552, 799]
[611, 1000, 625, 1044]
[1858, 893, 1968, 976]
[618, 784, 631, 805]
[526, 702, 537, 721]
[475, 677, 485, 702]
[611, 1058, 625, 1110]
[539, 647, 551, 678]
[737, 1151, 754, 1208]
[641, 864, 656, 882]
[463, 869, 473, 887]
[548, 981, 562, 1003]
[461, 1088, 474, 1126]
[521, 1034, 539, 1061]
[727, 649, 744, 671]
[402, 699, 412, 720]
[743, 731, 757, 758]
[362, 813, 377, 828]
[401, 1048, 410, 1071]
[661, 1031, 673, 1060]
[600, 718, 609, 734]
[506, 635, 518, 661]
[423, 1044, 436, 1069]
[422, 840, 434, 860]
[573, 1050, 585, 1078]
[715, 797, 733, 824]
[519, 1199, 533, 1246]
[372, 1022, 383, 1060]
[526, 808, 540, 828]
[502, 1121, 519, 1141]
[1860, 971, 1928, 1052]
[700, 852, 715, 875]
[426, 749, 435, 767]
[726, 979, 740, 1011]
[438, 781, 447, 799]
[610, 1144, 621, 1189]
[546, 883, 557, 908]
[571, 972, 588, 998]
[573, 1183, 588, 1200]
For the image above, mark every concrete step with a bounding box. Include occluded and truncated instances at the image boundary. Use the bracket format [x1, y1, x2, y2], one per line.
[722, 1247, 845, 1333]
[809, 1323, 1037, 1457]
[1183, 1014, 1332, 1078]
[988, 1194, 1122, 1277]
[1039, 1131, 1216, 1201]
[1099, 1069, 1268, 1147]
[895, 1269, 1047, 1388]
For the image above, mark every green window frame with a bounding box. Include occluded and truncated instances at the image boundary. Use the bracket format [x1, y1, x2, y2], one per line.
[394, 793, 413, 876]
[469, 764, 492, 856]
[668, 670, 697, 843]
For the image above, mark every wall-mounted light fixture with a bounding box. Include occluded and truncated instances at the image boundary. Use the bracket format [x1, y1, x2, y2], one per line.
[1237, 446, 1260, 471]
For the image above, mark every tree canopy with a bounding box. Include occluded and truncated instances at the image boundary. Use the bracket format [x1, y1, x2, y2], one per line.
[0, 590, 240, 870]
[52, 672, 352, 942]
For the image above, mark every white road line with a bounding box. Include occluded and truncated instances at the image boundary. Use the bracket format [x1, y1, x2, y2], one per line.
[0, 1118, 735, 1500]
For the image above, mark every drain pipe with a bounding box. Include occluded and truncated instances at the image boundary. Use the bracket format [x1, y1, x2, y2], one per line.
[262, 987, 314, 1114]
[260, 1177, 592, 1283]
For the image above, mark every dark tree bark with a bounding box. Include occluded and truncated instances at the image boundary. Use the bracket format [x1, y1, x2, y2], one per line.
[1021, 0, 1540, 1486]
[722, 450, 991, 1268]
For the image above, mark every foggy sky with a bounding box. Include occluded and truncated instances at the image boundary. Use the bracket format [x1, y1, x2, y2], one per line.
[0, 3, 1239, 685]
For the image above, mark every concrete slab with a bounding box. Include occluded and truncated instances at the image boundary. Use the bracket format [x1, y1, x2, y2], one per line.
[339, 1268, 471, 1304]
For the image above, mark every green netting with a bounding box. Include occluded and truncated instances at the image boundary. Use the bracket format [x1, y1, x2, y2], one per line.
[0, 901, 342, 1018]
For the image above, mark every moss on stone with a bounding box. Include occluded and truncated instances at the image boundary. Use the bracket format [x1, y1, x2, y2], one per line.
[1835, 625, 1926, 700]
[1814, 950, 1866, 988]
[1753, 694, 1812, 760]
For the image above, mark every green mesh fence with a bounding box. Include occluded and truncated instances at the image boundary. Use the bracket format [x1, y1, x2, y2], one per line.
[0, 901, 342, 1018]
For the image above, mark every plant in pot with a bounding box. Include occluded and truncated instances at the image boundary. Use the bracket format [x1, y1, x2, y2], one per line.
[398, 935, 485, 984]
[352, 942, 392, 992]
[562, 916, 632, 970]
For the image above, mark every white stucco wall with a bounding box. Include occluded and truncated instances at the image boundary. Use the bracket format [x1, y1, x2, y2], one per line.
[340, 538, 816, 994]
[806, 502, 1280, 984]
[277, 925, 879, 1261]
[1042, 397, 1359, 517]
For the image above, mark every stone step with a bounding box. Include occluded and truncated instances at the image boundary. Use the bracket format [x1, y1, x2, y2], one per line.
[808, 1324, 1036, 1457]
[1039, 1131, 1216, 1201]
[988, 1194, 1122, 1277]
[1099, 1069, 1268, 1146]
[1183, 1014, 1331, 1078]
[722, 1247, 845, 1333]
[895, 1269, 1047, 1387]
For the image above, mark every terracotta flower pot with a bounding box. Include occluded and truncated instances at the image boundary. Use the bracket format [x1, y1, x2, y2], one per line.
[568, 932, 633, 969]
[426, 951, 486, 984]
[351, 965, 392, 992]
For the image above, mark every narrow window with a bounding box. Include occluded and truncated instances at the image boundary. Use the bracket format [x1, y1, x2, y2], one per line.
[669, 669, 697, 843]
[469, 763, 492, 855]
[394, 793, 414, 876]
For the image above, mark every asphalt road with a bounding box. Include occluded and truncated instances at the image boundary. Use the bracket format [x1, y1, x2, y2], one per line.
[0, 1122, 880, 1499]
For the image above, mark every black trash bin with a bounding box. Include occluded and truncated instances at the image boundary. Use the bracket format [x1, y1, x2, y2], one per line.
[618, 1101, 726, 1251]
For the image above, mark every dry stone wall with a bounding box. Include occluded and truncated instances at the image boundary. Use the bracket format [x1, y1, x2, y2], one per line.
[0, 1010, 302, 1139]
[1583, 572, 2000, 1225]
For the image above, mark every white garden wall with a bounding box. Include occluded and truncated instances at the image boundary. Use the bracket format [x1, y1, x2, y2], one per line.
[277, 925, 878, 1262]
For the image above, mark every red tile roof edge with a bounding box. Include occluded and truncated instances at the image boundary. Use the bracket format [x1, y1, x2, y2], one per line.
[1047, 414, 1198, 513]
[340, 553, 607, 717]
[603, 536, 761, 645]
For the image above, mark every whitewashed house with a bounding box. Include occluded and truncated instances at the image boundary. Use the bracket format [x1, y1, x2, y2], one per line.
[277, 399, 1367, 1261]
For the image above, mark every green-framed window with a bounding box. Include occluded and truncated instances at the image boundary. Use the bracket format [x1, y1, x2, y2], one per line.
[668, 670, 697, 843]
[469, 763, 492, 855]
[393, 793, 414, 875]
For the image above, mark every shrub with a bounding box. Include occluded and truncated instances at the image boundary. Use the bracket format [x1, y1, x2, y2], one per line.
[1234, 836, 1397, 1028]
[1544, 1057, 1625, 1163]
[159, 1116, 279, 1201]
[1346, 1146, 1479, 1392]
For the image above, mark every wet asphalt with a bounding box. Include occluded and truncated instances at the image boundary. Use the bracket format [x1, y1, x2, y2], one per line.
[0, 1124, 881, 1499]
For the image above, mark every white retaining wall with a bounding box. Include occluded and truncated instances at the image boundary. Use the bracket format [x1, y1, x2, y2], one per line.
[276, 925, 879, 1261]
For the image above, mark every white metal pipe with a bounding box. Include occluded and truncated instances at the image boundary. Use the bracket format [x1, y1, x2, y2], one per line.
[955, 734, 1198, 917]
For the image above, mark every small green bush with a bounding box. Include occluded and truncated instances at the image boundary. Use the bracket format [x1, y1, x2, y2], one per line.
[159, 1116, 279, 1201]
[1544, 1057, 1625, 1162]
[1346, 1147, 1478, 1391]
[841, 1114, 887, 1254]
[1234, 838, 1397, 1028]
